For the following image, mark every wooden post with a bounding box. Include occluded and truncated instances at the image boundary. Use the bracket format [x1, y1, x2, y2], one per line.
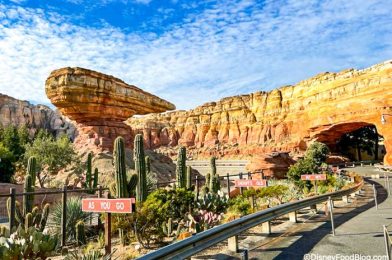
[9, 188, 16, 232]
[97, 185, 103, 229]
[288, 211, 297, 223]
[262, 221, 271, 234]
[240, 173, 244, 195]
[226, 173, 230, 198]
[228, 235, 238, 252]
[104, 192, 112, 255]
[260, 170, 264, 180]
[342, 195, 349, 203]
[61, 185, 67, 247]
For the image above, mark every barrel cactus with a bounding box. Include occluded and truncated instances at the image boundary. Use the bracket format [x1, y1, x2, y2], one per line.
[75, 220, 86, 245]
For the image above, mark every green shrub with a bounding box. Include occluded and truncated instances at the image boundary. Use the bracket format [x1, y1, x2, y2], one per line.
[228, 196, 252, 216]
[48, 197, 91, 242]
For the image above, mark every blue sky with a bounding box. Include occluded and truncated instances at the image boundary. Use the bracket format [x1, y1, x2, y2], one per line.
[0, 0, 391, 110]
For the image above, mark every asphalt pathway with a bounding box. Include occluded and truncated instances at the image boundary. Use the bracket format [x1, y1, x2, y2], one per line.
[247, 166, 391, 260]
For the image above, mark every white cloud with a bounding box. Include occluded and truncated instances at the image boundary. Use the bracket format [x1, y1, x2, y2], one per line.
[0, 0, 391, 110]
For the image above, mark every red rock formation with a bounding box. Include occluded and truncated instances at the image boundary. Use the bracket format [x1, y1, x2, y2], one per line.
[45, 67, 175, 152]
[0, 93, 75, 138]
[128, 60, 392, 165]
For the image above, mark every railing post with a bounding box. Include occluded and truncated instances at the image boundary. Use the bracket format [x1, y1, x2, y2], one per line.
[383, 225, 391, 260]
[373, 184, 378, 210]
[328, 196, 335, 236]
[288, 211, 297, 223]
[342, 195, 349, 204]
[241, 249, 249, 260]
[9, 188, 16, 232]
[195, 176, 199, 199]
[240, 173, 244, 195]
[226, 173, 230, 198]
[262, 221, 271, 234]
[97, 185, 103, 229]
[61, 185, 67, 247]
[228, 235, 238, 253]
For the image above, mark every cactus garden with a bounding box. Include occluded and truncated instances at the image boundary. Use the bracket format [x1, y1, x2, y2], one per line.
[0, 132, 352, 259]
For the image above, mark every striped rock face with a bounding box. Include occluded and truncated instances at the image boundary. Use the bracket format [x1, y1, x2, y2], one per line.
[45, 67, 175, 152]
[128, 60, 392, 166]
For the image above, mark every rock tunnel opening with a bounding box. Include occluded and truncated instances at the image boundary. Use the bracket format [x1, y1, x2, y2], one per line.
[314, 122, 385, 162]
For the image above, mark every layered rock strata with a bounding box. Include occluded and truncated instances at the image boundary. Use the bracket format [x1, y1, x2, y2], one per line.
[45, 67, 175, 152]
[128, 60, 392, 165]
[0, 94, 75, 138]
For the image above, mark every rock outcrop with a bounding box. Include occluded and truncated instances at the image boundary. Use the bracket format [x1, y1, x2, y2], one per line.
[45, 67, 175, 153]
[0, 94, 75, 138]
[128, 60, 392, 165]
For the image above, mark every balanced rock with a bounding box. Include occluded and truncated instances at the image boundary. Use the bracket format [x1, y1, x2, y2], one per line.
[45, 67, 175, 152]
[129, 60, 392, 165]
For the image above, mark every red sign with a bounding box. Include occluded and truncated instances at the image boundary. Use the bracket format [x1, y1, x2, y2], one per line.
[235, 179, 267, 187]
[301, 174, 327, 181]
[82, 198, 135, 213]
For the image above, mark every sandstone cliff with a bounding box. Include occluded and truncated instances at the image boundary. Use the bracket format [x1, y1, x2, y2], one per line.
[0, 94, 75, 138]
[128, 60, 392, 165]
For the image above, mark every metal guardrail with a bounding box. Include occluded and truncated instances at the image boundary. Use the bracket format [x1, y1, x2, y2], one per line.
[138, 181, 363, 259]
[383, 225, 392, 260]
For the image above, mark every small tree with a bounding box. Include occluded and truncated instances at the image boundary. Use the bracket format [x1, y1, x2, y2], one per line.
[305, 142, 329, 166]
[0, 143, 15, 182]
[24, 131, 77, 187]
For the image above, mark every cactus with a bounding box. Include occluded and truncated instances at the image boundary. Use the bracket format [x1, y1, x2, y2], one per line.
[210, 157, 217, 177]
[210, 175, 221, 193]
[15, 201, 24, 225]
[27, 156, 37, 186]
[162, 218, 173, 236]
[93, 168, 98, 191]
[128, 174, 138, 196]
[134, 134, 147, 202]
[25, 212, 33, 231]
[39, 203, 50, 232]
[176, 146, 187, 188]
[114, 137, 128, 198]
[75, 220, 86, 245]
[0, 226, 7, 237]
[85, 152, 93, 190]
[186, 166, 192, 190]
[145, 156, 151, 174]
[23, 175, 34, 215]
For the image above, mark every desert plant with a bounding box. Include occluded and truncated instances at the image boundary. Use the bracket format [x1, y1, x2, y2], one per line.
[186, 166, 192, 190]
[49, 197, 91, 242]
[76, 220, 86, 245]
[134, 134, 148, 202]
[0, 226, 58, 259]
[196, 191, 229, 214]
[176, 146, 187, 189]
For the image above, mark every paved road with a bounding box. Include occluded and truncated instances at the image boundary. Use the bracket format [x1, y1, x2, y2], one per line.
[248, 166, 391, 260]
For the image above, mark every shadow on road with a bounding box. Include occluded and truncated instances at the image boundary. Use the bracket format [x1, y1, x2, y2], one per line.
[250, 178, 388, 260]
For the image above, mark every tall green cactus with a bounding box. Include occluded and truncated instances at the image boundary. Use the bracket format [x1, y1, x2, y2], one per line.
[27, 156, 37, 186]
[134, 134, 147, 202]
[176, 146, 187, 188]
[186, 166, 192, 190]
[23, 175, 34, 215]
[86, 152, 93, 189]
[114, 137, 128, 198]
[210, 157, 217, 177]
[93, 168, 98, 191]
